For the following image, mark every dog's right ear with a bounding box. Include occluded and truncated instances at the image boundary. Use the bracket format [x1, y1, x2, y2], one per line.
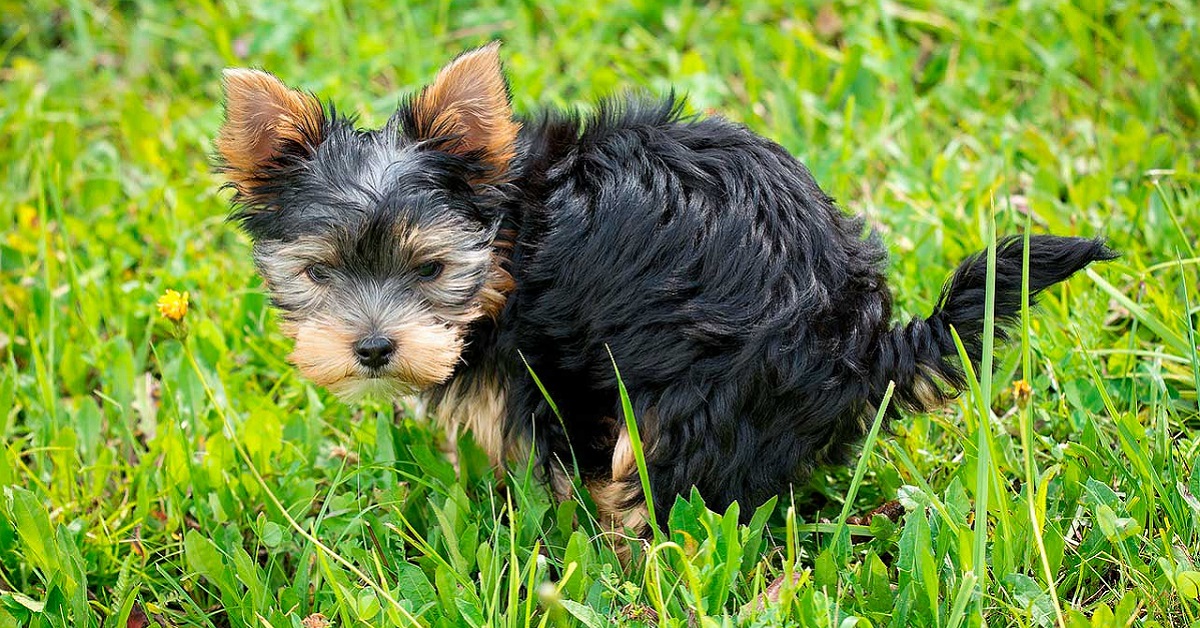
[410, 42, 519, 182]
[218, 69, 326, 198]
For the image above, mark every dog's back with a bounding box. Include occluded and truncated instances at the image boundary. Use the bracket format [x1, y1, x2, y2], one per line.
[501, 96, 1114, 528]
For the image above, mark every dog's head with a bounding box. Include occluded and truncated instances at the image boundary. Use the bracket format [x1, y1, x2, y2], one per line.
[217, 43, 517, 399]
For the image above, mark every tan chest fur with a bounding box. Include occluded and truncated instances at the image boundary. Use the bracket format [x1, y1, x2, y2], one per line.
[428, 371, 513, 467]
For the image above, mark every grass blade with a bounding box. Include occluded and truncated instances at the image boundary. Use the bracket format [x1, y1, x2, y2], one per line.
[606, 346, 660, 542]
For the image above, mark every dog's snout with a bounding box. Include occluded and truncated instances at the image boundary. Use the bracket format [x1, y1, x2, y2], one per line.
[352, 336, 395, 369]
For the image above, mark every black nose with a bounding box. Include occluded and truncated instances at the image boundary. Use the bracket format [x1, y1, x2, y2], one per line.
[353, 336, 395, 369]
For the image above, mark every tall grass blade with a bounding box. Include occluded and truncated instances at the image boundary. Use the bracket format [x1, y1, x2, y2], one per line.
[606, 346, 661, 541]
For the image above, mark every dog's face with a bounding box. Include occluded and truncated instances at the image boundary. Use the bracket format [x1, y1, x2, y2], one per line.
[217, 44, 518, 399]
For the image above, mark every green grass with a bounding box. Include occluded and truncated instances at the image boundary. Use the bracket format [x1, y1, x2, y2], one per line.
[1, 0, 1198, 626]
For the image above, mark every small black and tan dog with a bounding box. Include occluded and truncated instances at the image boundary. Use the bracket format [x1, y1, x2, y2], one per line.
[217, 43, 1114, 536]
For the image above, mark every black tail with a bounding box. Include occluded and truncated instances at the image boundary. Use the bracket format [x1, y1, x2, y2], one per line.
[874, 235, 1117, 412]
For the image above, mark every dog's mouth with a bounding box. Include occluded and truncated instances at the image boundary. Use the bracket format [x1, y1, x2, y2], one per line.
[329, 373, 417, 401]
[283, 320, 462, 400]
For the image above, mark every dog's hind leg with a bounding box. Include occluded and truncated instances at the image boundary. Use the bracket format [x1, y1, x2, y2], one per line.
[586, 476, 649, 563]
[569, 424, 650, 562]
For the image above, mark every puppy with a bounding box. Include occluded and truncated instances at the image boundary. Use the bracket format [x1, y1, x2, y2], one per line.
[216, 43, 1115, 537]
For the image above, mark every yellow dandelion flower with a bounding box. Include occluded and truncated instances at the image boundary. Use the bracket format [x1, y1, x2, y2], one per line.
[1011, 378, 1032, 408]
[156, 289, 189, 321]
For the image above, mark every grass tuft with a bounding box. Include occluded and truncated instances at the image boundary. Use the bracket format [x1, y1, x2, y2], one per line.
[1, 0, 1197, 626]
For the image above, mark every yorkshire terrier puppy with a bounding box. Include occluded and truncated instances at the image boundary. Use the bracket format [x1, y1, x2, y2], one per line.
[217, 43, 1114, 536]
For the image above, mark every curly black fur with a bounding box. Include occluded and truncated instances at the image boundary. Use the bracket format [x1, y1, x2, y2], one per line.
[491, 100, 1115, 525]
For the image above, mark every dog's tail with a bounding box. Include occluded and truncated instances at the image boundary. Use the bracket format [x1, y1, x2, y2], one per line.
[873, 235, 1117, 412]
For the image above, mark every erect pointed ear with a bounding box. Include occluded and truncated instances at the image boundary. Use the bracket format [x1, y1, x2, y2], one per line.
[217, 69, 326, 196]
[410, 42, 520, 180]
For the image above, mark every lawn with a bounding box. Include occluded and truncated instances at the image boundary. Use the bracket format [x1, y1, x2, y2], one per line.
[1, 0, 1198, 626]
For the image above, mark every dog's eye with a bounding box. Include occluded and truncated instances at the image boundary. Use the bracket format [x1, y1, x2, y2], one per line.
[305, 263, 334, 284]
[415, 261, 443, 281]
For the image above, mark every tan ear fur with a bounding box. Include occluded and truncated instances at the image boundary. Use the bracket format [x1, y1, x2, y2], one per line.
[411, 42, 520, 179]
[218, 69, 325, 193]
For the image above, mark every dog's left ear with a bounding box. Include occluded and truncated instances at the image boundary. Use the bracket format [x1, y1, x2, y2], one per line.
[411, 42, 520, 181]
